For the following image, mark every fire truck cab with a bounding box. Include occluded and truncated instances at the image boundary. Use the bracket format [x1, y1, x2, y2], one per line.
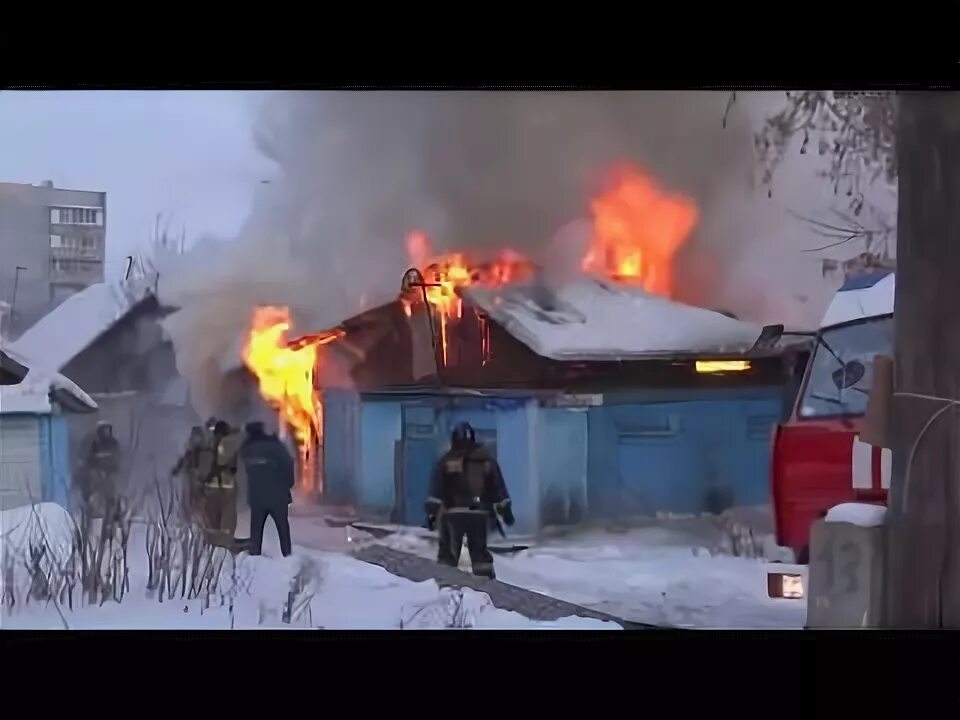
[771, 270, 894, 563]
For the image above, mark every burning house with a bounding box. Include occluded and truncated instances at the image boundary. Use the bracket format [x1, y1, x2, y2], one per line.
[319, 272, 803, 534]
[233, 165, 810, 532]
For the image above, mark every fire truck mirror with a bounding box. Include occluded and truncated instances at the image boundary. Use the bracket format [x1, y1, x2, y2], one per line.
[831, 360, 866, 390]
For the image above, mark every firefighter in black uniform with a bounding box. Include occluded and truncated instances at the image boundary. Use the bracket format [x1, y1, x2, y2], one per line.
[239, 421, 295, 557]
[81, 421, 122, 520]
[203, 420, 238, 547]
[425, 422, 514, 579]
[172, 425, 206, 520]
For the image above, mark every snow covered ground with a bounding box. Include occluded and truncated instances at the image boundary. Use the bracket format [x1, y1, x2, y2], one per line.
[373, 514, 808, 629]
[2, 504, 806, 630]
[0, 505, 619, 631]
[2, 550, 619, 631]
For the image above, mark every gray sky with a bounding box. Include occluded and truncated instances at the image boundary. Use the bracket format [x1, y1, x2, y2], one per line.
[0, 91, 273, 279]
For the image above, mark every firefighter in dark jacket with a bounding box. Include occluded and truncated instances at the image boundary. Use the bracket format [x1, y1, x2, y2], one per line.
[425, 422, 514, 579]
[80, 421, 122, 519]
[239, 421, 295, 557]
[202, 420, 238, 547]
[171, 426, 206, 520]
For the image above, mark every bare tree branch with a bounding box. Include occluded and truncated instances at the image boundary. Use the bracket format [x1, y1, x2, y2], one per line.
[802, 235, 861, 253]
[787, 199, 896, 259]
[757, 91, 897, 214]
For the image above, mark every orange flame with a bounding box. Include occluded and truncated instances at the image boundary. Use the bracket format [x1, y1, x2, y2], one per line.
[403, 231, 533, 366]
[582, 165, 699, 297]
[242, 306, 343, 495]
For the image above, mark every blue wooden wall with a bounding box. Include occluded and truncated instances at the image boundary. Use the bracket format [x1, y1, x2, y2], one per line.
[537, 408, 588, 526]
[358, 401, 402, 513]
[587, 387, 782, 518]
[323, 388, 361, 505]
[487, 400, 537, 535]
[323, 385, 783, 533]
[38, 414, 70, 507]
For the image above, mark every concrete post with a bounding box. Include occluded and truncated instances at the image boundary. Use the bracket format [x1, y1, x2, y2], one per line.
[805, 517, 886, 629]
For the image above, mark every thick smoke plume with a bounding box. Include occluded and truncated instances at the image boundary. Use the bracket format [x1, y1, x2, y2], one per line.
[157, 91, 834, 416]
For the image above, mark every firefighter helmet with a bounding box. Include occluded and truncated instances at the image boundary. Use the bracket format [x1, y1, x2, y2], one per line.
[451, 422, 476, 449]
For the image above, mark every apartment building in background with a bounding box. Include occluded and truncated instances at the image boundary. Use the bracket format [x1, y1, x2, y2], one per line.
[0, 181, 106, 337]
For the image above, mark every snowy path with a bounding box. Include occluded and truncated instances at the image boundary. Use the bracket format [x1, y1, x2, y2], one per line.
[372, 520, 808, 629]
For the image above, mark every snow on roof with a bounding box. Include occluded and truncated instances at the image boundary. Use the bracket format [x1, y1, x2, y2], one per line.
[8, 282, 149, 374]
[463, 279, 764, 361]
[824, 503, 887, 528]
[0, 346, 96, 414]
[821, 273, 895, 329]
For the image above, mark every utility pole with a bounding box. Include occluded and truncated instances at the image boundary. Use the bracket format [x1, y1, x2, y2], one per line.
[885, 92, 960, 628]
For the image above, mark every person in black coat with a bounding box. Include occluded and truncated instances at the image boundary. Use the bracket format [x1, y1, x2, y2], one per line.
[425, 422, 513, 579]
[80, 421, 123, 520]
[239, 421, 295, 557]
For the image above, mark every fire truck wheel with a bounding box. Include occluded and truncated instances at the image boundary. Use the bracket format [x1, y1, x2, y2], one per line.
[795, 546, 810, 565]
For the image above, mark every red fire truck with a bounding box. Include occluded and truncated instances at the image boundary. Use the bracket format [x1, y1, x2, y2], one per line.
[771, 270, 894, 564]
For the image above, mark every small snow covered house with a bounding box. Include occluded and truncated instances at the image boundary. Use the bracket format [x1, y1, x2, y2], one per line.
[0, 348, 97, 512]
[323, 278, 809, 534]
[7, 281, 194, 492]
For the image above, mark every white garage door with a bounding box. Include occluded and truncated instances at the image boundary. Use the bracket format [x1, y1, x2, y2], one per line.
[0, 415, 42, 512]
